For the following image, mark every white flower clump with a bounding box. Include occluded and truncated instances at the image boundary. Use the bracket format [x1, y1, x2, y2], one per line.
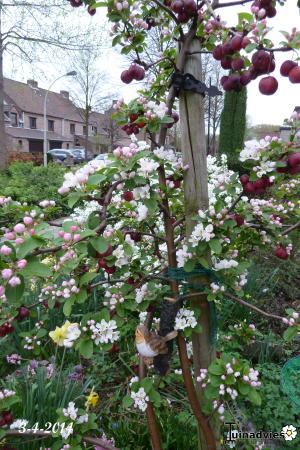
[130, 387, 149, 412]
[189, 223, 215, 247]
[135, 283, 151, 304]
[0, 389, 16, 400]
[176, 244, 192, 267]
[137, 204, 148, 221]
[10, 419, 29, 430]
[175, 308, 197, 330]
[137, 158, 159, 177]
[133, 185, 150, 200]
[113, 245, 129, 267]
[239, 139, 269, 162]
[62, 401, 78, 420]
[58, 160, 107, 194]
[153, 146, 177, 163]
[76, 413, 89, 424]
[144, 100, 168, 120]
[214, 259, 239, 271]
[90, 319, 120, 344]
[69, 200, 99, 225]
[253, 158, 276, 178]
[63, 323, 81, 348]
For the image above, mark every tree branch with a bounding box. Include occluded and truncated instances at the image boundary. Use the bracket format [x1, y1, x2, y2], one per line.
[224, 293, 284, 321]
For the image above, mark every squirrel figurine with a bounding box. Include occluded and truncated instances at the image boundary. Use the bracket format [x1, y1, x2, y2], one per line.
[135, 325, 178, 364]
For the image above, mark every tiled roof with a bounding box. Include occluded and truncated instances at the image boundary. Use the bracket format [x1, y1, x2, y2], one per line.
[4, 78, 83, 121]
[6, 126, 73, 142]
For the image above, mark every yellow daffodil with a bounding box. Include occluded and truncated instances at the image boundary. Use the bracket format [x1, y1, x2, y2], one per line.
[85, 387, 99, 410]
[49, 320, 73, 346]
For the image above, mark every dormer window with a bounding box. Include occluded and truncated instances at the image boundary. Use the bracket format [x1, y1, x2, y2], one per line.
[11, 112, 18, 126]
[29, 117, 37, 129]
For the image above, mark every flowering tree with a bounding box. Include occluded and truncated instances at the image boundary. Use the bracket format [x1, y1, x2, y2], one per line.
[0, 0, 300, 449]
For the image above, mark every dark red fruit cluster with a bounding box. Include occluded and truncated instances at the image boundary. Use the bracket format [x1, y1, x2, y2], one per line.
[44, 299, 61, 309]
[234, 214, 245, 226]
[121, 113, 146, 135]
[146, 16, 157, 30]
[130, 232, 142, 242]
[16, 306, 30, 322]
[277, 152, 300, 175]
[280, 60, 300, 84]
[0, 411, 13, 427]
[68, 0, 95, 15]
[167, 112, 179, 128]
[95, 245, 116, 274]
[171, 0, 197, 23]
[240, 174, 273, 195]
[275, 247, 288, 260]
[0, 322, 14, 337]
[251, 0, 277, 19]
[167, 175, 183, 188]
[120, 65, 145, 84]
[123, 191, 134, 201]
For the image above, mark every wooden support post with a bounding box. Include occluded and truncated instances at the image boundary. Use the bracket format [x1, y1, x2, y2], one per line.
[179, 38, 220, 450]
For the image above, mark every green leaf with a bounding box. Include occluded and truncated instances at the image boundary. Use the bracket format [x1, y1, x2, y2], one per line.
[237, 382, 250, 396]
[245, 43, 257, 53]
[149, 390, 161, 404]
[283, 327, 297, 341]
[248, 389, 261, 406]
[238, 12, 253, 23]
[63, 299, 73, 316]
[5, 275, 25, 302]
[198, 257, 210, 269]
[184, 259, 196, 272]
[67, 192, 84, 208]
[208, 360, 224, 376]
[80, 272, 98, 286]
[90, 237, 109, 254]
[87, 212, 100, 230]
[141, 377, 153, 394]
[36, 328, 47, 339]
[78, 339, 93, 359]
[17, 237, 42, 259]
[87, 174, 106, 185]
[76, 289, 88, 304]
[209, 239, 222, 255]
[21, 261, 52, 278]
[122, 395, 134, 408]
[144, 198, 158, 214]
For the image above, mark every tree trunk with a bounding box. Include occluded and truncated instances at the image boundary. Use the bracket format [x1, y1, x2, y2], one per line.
[179, 38, 219, 450]
[0, 5, 7, 169]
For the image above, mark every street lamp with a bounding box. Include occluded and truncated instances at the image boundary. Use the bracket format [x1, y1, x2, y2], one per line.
[43, 71, 77, 167]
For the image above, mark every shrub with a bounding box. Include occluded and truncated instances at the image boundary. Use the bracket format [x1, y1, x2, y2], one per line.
[0, 162, 70, 218]
[8, 152, 44, 165]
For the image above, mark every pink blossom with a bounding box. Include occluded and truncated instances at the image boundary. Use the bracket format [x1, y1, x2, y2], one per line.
[0, 245, 12, 256]
[70, 225, 79, 232]
[0, 285, 5, 296]
[1, 268, 13, 280]
[23, 216, 33, 225]
[8, 276, 21, 287]
[58, 186, 70, 195]
[14, 223, 26, 233]
[15, 238, 24, 245]
[63, 233, 72, 242]
[17, 259, 27, 269]
[73, 234, 81, 242]
[4, 232, 15, 240]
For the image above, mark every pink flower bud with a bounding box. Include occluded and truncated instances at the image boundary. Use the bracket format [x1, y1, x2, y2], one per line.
[58, 230, 65, 238]
[15, 238, 24, 245]
[23, 217, 33, 225]
[14, 223, 26, 233]
[1, 268, 13, 279]
[8, 276, 21, 287]
[4, 232, 15, 240]
[29, 229, 36, 235]
[0, 245, 12, 256]
[17, 259, 27, 269]
[58, 186, 70, 195]
[73, 234, 81, 242]
[70, 225, 79, 232]
[63, 233, 72, 242]
[0, 285, 5, 296]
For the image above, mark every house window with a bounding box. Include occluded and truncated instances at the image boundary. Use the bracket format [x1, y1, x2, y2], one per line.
[11, 113, 18, 126]
[83, 125, 87, 135]
[18, 140, 23, 146]
[29, 117, 37, 129]
[70, 123, 75, 134]
[66, 143, 69, 149]
[92, 126, 97, 135]
[48, 120, 54, 132]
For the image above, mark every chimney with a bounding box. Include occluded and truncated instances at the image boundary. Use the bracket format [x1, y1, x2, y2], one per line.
[60, 90, 69, 99]
[27, 79, 38, 88]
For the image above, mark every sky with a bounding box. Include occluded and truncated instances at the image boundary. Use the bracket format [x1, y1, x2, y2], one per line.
[3, 0, 300, 126]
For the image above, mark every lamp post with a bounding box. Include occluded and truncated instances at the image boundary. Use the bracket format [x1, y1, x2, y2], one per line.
[43, 71, 77, 167]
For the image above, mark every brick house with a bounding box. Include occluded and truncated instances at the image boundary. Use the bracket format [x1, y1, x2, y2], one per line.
[3, 77, 111, 155]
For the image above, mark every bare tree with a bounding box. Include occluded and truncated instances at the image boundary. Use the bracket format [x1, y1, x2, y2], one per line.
[0, 0, 94, 168]
[64, 47, 117, 159]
